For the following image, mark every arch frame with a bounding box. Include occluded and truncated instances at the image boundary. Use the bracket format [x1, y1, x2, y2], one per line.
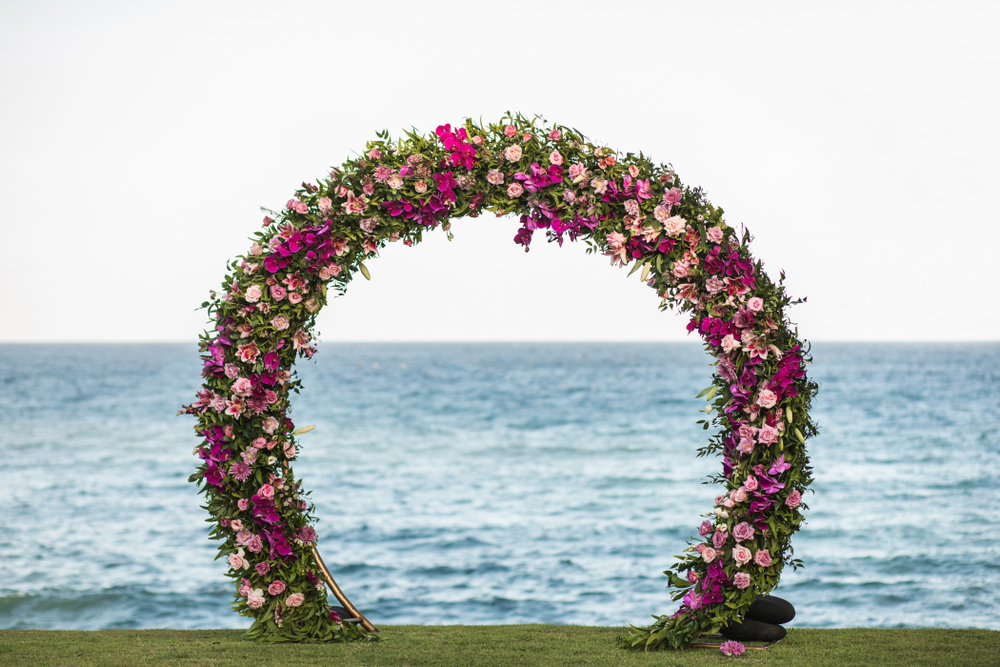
[181, 114, 817, 648]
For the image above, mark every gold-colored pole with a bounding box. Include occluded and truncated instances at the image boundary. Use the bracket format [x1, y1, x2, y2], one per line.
[310, 544, 378, 633]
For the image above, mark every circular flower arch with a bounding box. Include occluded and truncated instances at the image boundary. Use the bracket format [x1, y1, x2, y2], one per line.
[181, 114, 817, 648]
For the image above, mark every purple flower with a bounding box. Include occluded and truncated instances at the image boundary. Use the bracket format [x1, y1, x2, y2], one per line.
[720, 640, 745, 656]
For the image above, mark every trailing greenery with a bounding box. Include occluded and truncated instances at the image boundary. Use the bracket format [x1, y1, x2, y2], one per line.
[2, 627, 997, 667]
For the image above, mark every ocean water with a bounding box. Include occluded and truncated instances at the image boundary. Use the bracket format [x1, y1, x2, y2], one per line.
[0, 342, 997, 631]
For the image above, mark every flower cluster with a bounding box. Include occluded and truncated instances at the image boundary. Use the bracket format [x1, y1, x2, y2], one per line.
[182, 114, 816, 645]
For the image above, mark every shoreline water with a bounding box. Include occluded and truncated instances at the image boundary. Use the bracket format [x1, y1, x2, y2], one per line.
[2, 342, 998, 631]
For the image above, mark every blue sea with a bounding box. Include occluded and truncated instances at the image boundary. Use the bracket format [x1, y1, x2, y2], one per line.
[1, 342, 998, 631]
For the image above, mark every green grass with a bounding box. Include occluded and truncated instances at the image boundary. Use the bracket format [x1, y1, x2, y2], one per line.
[1, 626, 997, 667]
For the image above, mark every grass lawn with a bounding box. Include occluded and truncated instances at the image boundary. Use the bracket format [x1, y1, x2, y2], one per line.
[1, 626, 997, 667]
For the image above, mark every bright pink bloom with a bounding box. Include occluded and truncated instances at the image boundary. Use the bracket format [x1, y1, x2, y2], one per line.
[504, 124, 517, 137]
[720, 640, 746, 656]
[747, 296, 764, 312]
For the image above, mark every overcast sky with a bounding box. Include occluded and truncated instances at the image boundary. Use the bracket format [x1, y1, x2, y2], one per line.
[1, 1, 996, 343]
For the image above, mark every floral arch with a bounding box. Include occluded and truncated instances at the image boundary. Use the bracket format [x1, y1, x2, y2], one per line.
[181, 114, 817, 649]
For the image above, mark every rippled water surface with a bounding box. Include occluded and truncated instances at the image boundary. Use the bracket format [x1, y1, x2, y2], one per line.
[1, 342, 998, 630]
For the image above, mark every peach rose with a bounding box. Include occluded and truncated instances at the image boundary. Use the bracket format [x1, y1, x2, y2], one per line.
[757, 389, 777, 409]
[285, 593, 305, 607]
[747, 297, 764, 312]
[549, 150, 563, 165]
[664, 215, 686, 237]
[733, 545, 752, 566]
[504, 145, 522, 162]
[245, 285, 262, 303]
[247, 589, 265, 608]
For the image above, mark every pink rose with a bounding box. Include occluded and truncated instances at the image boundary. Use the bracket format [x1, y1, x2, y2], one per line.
[414, 180, 428, 193]
[548, 129, 561, 140]
[733, 487, 748, 503]
[271, 315, 290, 331]
[734, 572, 752, 589]
[672, 263, 689, 279]
[785, 489, 802, 509]
[755, 549, 773, 567]
[245, 285, 262, 302]
[270, 285, 287, 301]
[698, 520, 713, 537]
[230, 519, 243, 532]
[504, 124, 517, 137]
[732, 545, 752, 566]
[228, 553, 244, 569]
[549, 150, 563, 165]
[733, 521, 755, 542]
[707, 226, 724, 243]
[605, 155, 616, 166]
[486, 169, 504, 185]
[247, 589, 265, 609]
[664, 215, 686, 237]
[288, 292, 302, 304]
[721, 335, 740, 353]
[507, 183, 524, 198]
[318, 197, 332, 213]
[757, 389, 777, 409]
[238, 498, 249, 511]
[723, 497, 735, 508]
[252, 437, 267, 449]
[504, 145, 522, 162]
[472, 135, 484, 145]
[701, 547, 717, 563]
[737, 437, 755, 455]
[268, 580, 286, 596]
[262, 417, 279, 434]
[259, 483, 274, 499]
[686, 570, 700, 584]
[743, 475, 759, 492]
[231, 377, 253, 397]
[628, 164, 639, 177]
[712, 530, 727, 549]
[747, 297, 764, 312]
[255, 562, 270, 576]
[283, 442, 296, 458]
[285, 593, 306, 607]
[758, 424, 779, 444]
[247, 535, 263, 553]
[238, 581, 251, 597]
[522, 132, 532, 142]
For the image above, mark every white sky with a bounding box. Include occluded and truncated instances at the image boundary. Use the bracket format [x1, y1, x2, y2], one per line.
[1, 0, 997, 342]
